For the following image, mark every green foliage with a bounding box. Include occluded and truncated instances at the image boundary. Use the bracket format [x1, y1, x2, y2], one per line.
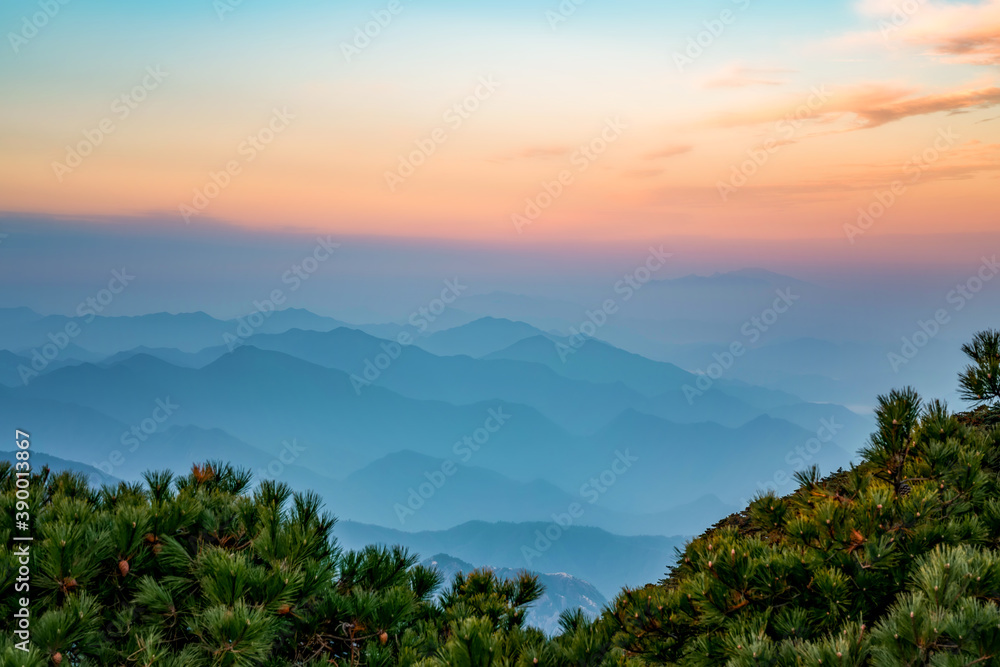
[958, 328, 1000, 409]
[0, 462, 616, 667]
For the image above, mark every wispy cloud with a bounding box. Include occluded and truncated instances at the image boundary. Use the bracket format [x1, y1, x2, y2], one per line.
[848, 85, 1000, 127]
[709, 83, 1000, 131]
[642, 144, 694, 160]
[645, 140, 1000, 207]
[928, 30, 1000, 66]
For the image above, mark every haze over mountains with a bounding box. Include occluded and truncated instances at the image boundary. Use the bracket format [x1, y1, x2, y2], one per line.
[4, 264, 992, 616]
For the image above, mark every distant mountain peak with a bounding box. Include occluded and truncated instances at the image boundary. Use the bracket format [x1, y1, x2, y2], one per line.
[0, 306, 42, 318]
[430, 315, 541, 332]
[415, 316, 548, 358]
[110, 310, 225, 323]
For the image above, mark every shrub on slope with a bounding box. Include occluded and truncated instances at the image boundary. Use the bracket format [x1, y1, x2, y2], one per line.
[608, 388, 1000, 665]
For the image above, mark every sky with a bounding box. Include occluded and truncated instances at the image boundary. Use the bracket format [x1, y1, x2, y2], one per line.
[1, 0, 998, 254]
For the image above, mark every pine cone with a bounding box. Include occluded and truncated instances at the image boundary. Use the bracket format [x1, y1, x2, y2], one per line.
[118, 559, 130, 577]
[897, 481, 911, 497]
[52, 652, 63, 665]
[379, 631, 388, 645]
[192, 463, 215, 484]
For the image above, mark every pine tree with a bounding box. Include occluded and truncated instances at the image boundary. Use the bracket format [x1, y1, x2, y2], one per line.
[0, 461, 620, 666]
[958, 328, 1000, 411]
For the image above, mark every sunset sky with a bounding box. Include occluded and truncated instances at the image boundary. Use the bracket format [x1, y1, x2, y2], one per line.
[1, 0, 998, 247]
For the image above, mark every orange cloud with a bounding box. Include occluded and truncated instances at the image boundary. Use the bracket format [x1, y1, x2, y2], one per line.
[862, 0, 1000, 65]
[710, 83, 1000, 131]
[849, 86, 1000, 127]
[930, 32, 1000, 65]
